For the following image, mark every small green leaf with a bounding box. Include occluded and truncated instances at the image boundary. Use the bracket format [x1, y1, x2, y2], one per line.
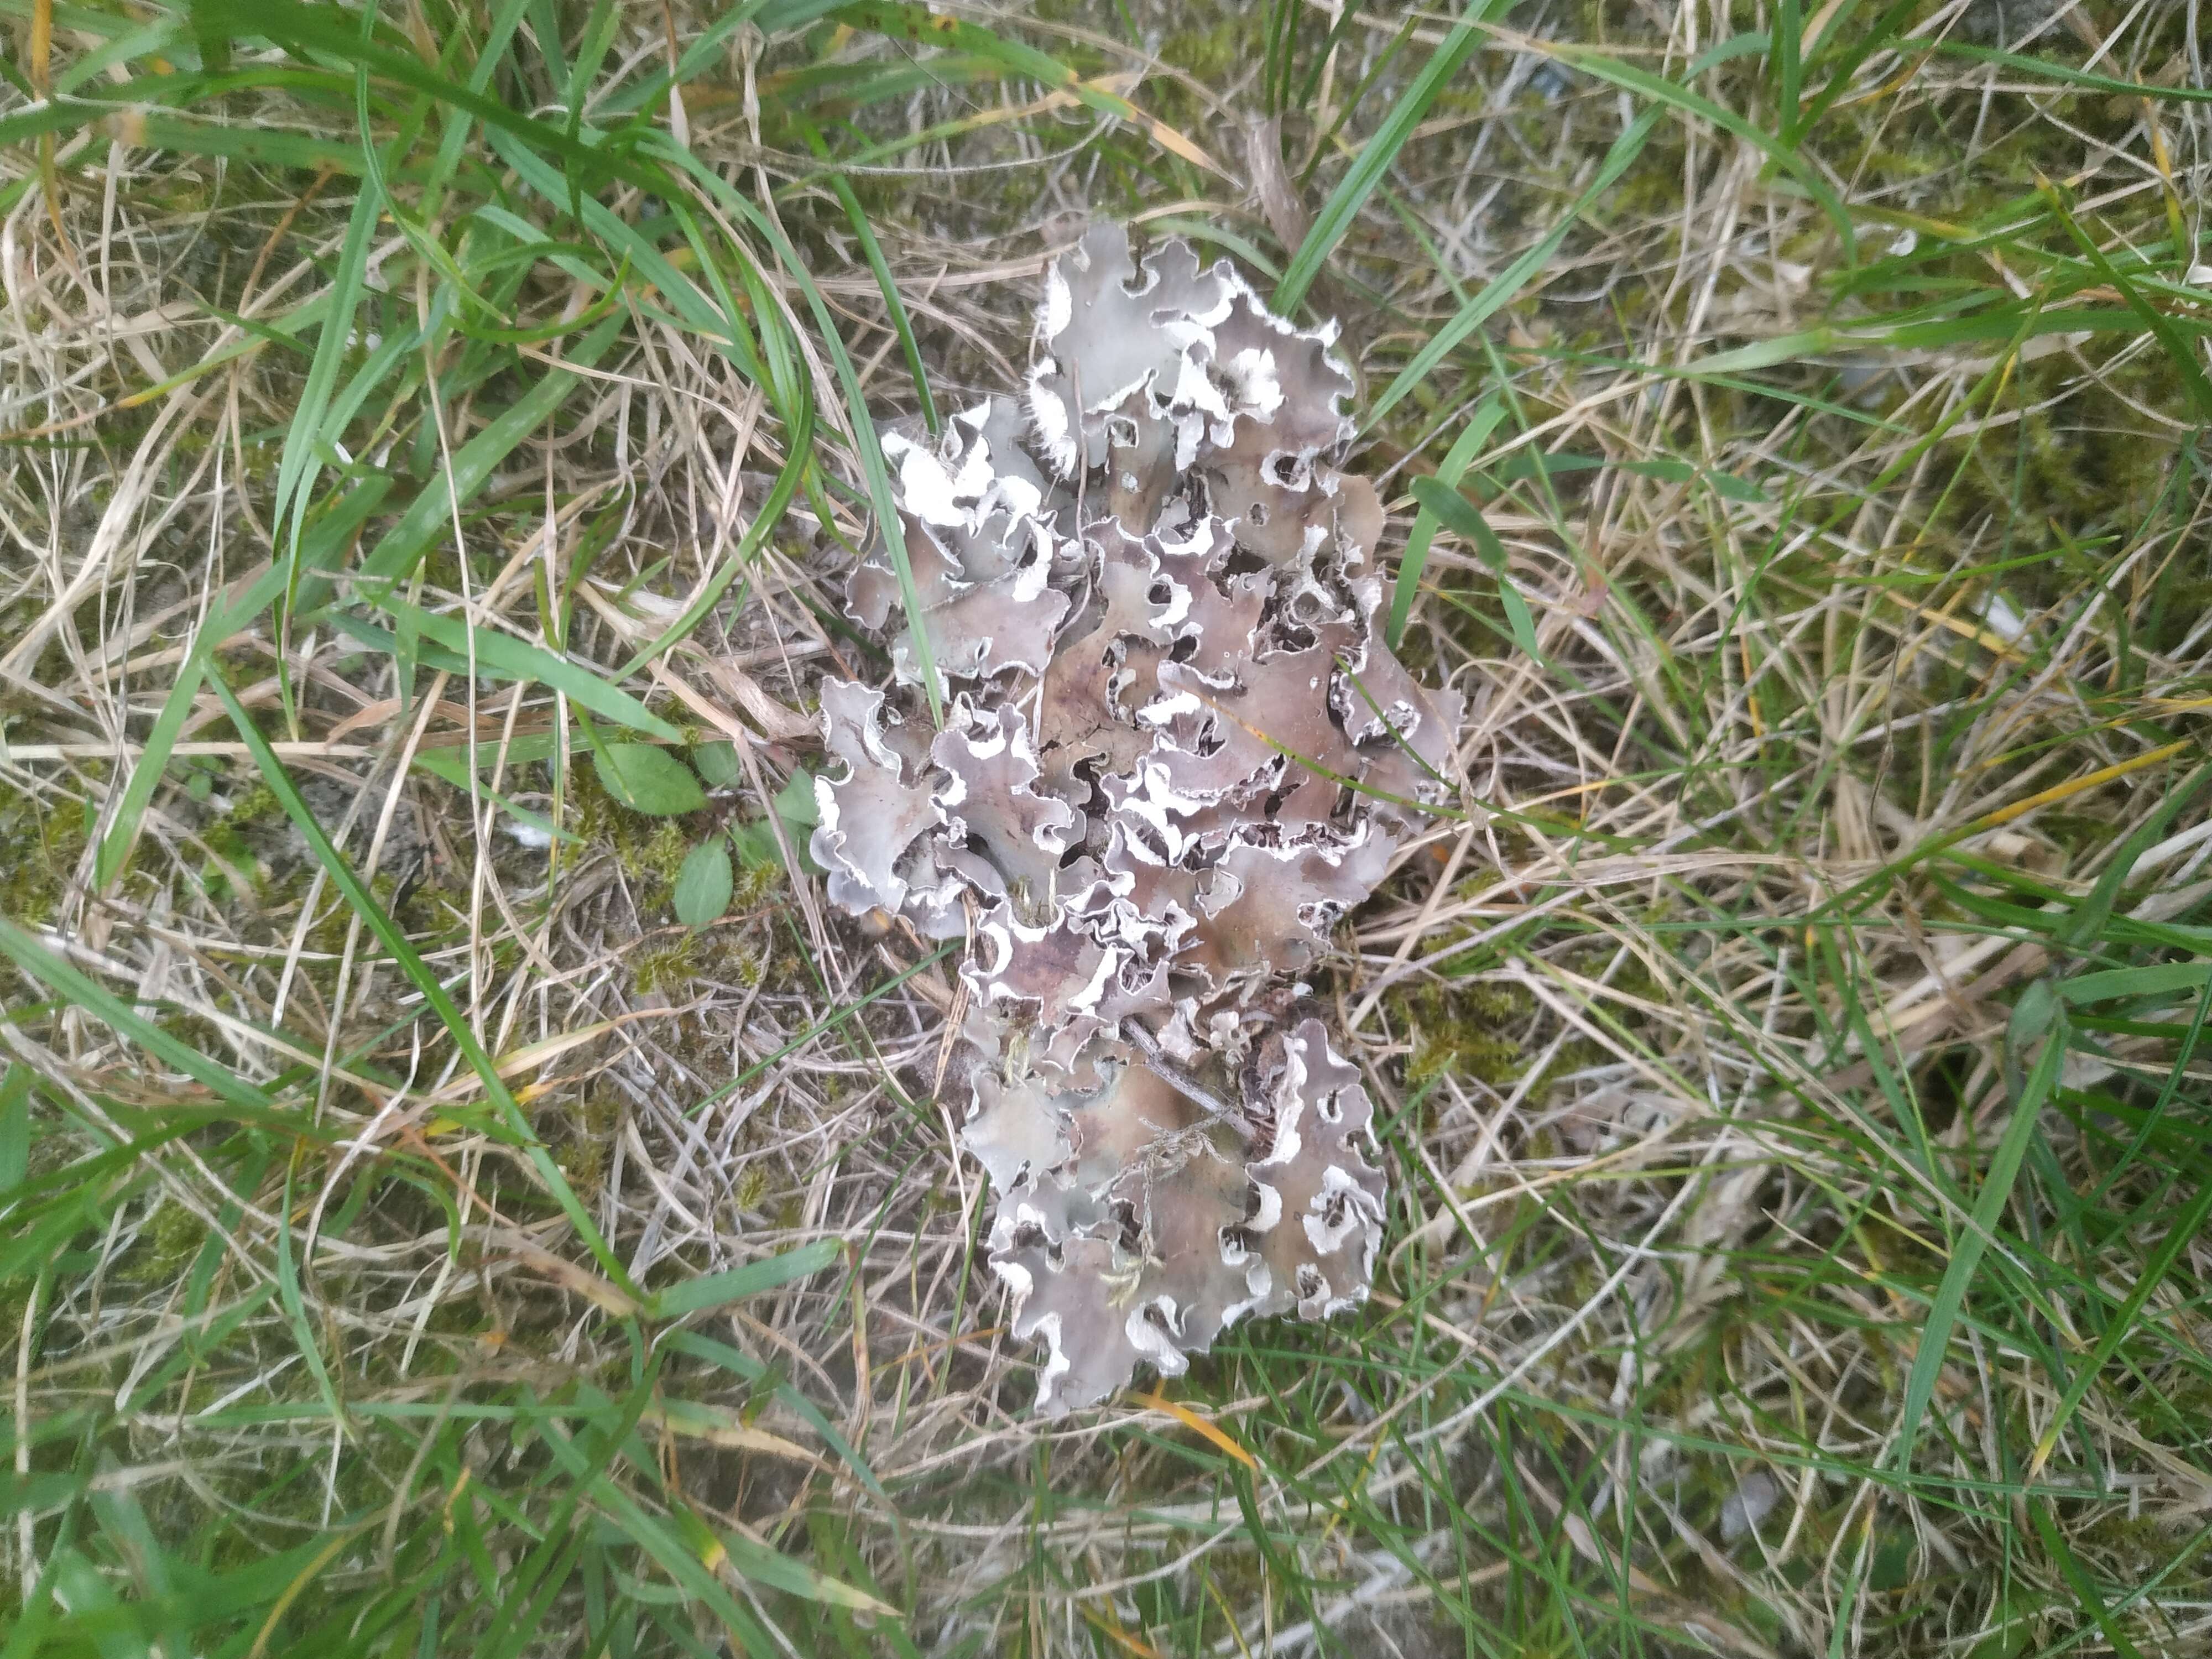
[673, 840, 734, 928]
[730, 821, 782, 872]
[727, 771, 823, 873]
[692, 741, 743, 789]
[1496, 583, 1546, 663]
[1620, 455, 1697, 484]
[775, 769, 820, 830]
[2008, 975, 2060, 1046]
[712, 1521, 896, 1614]
[593, 744, 706, 816]
[1708, 469, 1769, 503]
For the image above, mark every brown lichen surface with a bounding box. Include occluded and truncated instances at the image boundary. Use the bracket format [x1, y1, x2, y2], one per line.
[810, 223, 1463, 1412]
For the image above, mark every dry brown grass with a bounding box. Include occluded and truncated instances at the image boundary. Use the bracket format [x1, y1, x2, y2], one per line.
[3, 0, 2211, 1653]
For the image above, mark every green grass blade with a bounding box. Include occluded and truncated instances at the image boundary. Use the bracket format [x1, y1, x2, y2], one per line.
[2032, 989, 2212, 1472]
[206, 670, 641, 1300]
[1276, 3, 1489, 314]
[1365, 107, 1660, 428]
[2027, 1498, 2147, 1659]
[649, 139, 946, 723]
[265, 37, 383, 585]
[340, 309, 627, 599]
[275, 1166, 348, 1433]
[833, 2, 1224, 181]
[1889, 1017, 2067, 1473]
[364, 594, 683, 742]
[796, 116, 939, 434]
[1545, 36, 1858, 264]
[0, 1064, 29, 1191]
[529, 1417, 778, 1651]
[2054, 758, 2212, 953]
[647, 1238, 842, 1319]
[2043, 190, 2212, 422]
[0, 920, 276, 1112]
[664, 1330, 889, 1503]
[1387, 396, 1502, 645]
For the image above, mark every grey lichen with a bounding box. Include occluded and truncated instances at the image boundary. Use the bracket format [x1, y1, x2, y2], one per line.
[810, 224, 1463, 1413]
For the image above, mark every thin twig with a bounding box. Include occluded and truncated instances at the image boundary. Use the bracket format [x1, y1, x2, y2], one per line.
[1118, 1019, 1253, 1143]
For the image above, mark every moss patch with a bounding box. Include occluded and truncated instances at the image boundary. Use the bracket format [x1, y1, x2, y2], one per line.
[1400, 978, 1533, 1091]
[0, 786, 90, 930]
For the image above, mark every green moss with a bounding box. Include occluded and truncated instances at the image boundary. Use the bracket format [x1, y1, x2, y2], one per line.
[303, 865, 411, 956]
[2142, 570, 2212, 655]
[1399, 978, 1532, 1090]
[550, 1088, 620, 1200]
[570, 763, 695, 902]
[734, 857, 784, 910]
[638, 821, 692, 890]
[196, 815, 265, 905]
[156, 1011, 226, 1060]
[1958, 345, 2185, 546]
[631, 935, 700, 995]
[577, 1090, 623, 1140]
[1149, 13, 1271, 144]
[1531, 1035, 1609, 1098]
[0, 786, 90, 929]
[226, 781, 284, 826]
[1157, 18, 1244, 85]
[125, 1200, 208, 1284]
[2079, 1506, 2201, 1572]
[733, 1164, 771, 1212]
[694, 928, 763, 989]
[557, 1136, 606, 1197]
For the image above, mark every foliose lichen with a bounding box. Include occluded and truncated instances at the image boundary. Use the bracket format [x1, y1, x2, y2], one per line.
[810, 224, 1463, 1412]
